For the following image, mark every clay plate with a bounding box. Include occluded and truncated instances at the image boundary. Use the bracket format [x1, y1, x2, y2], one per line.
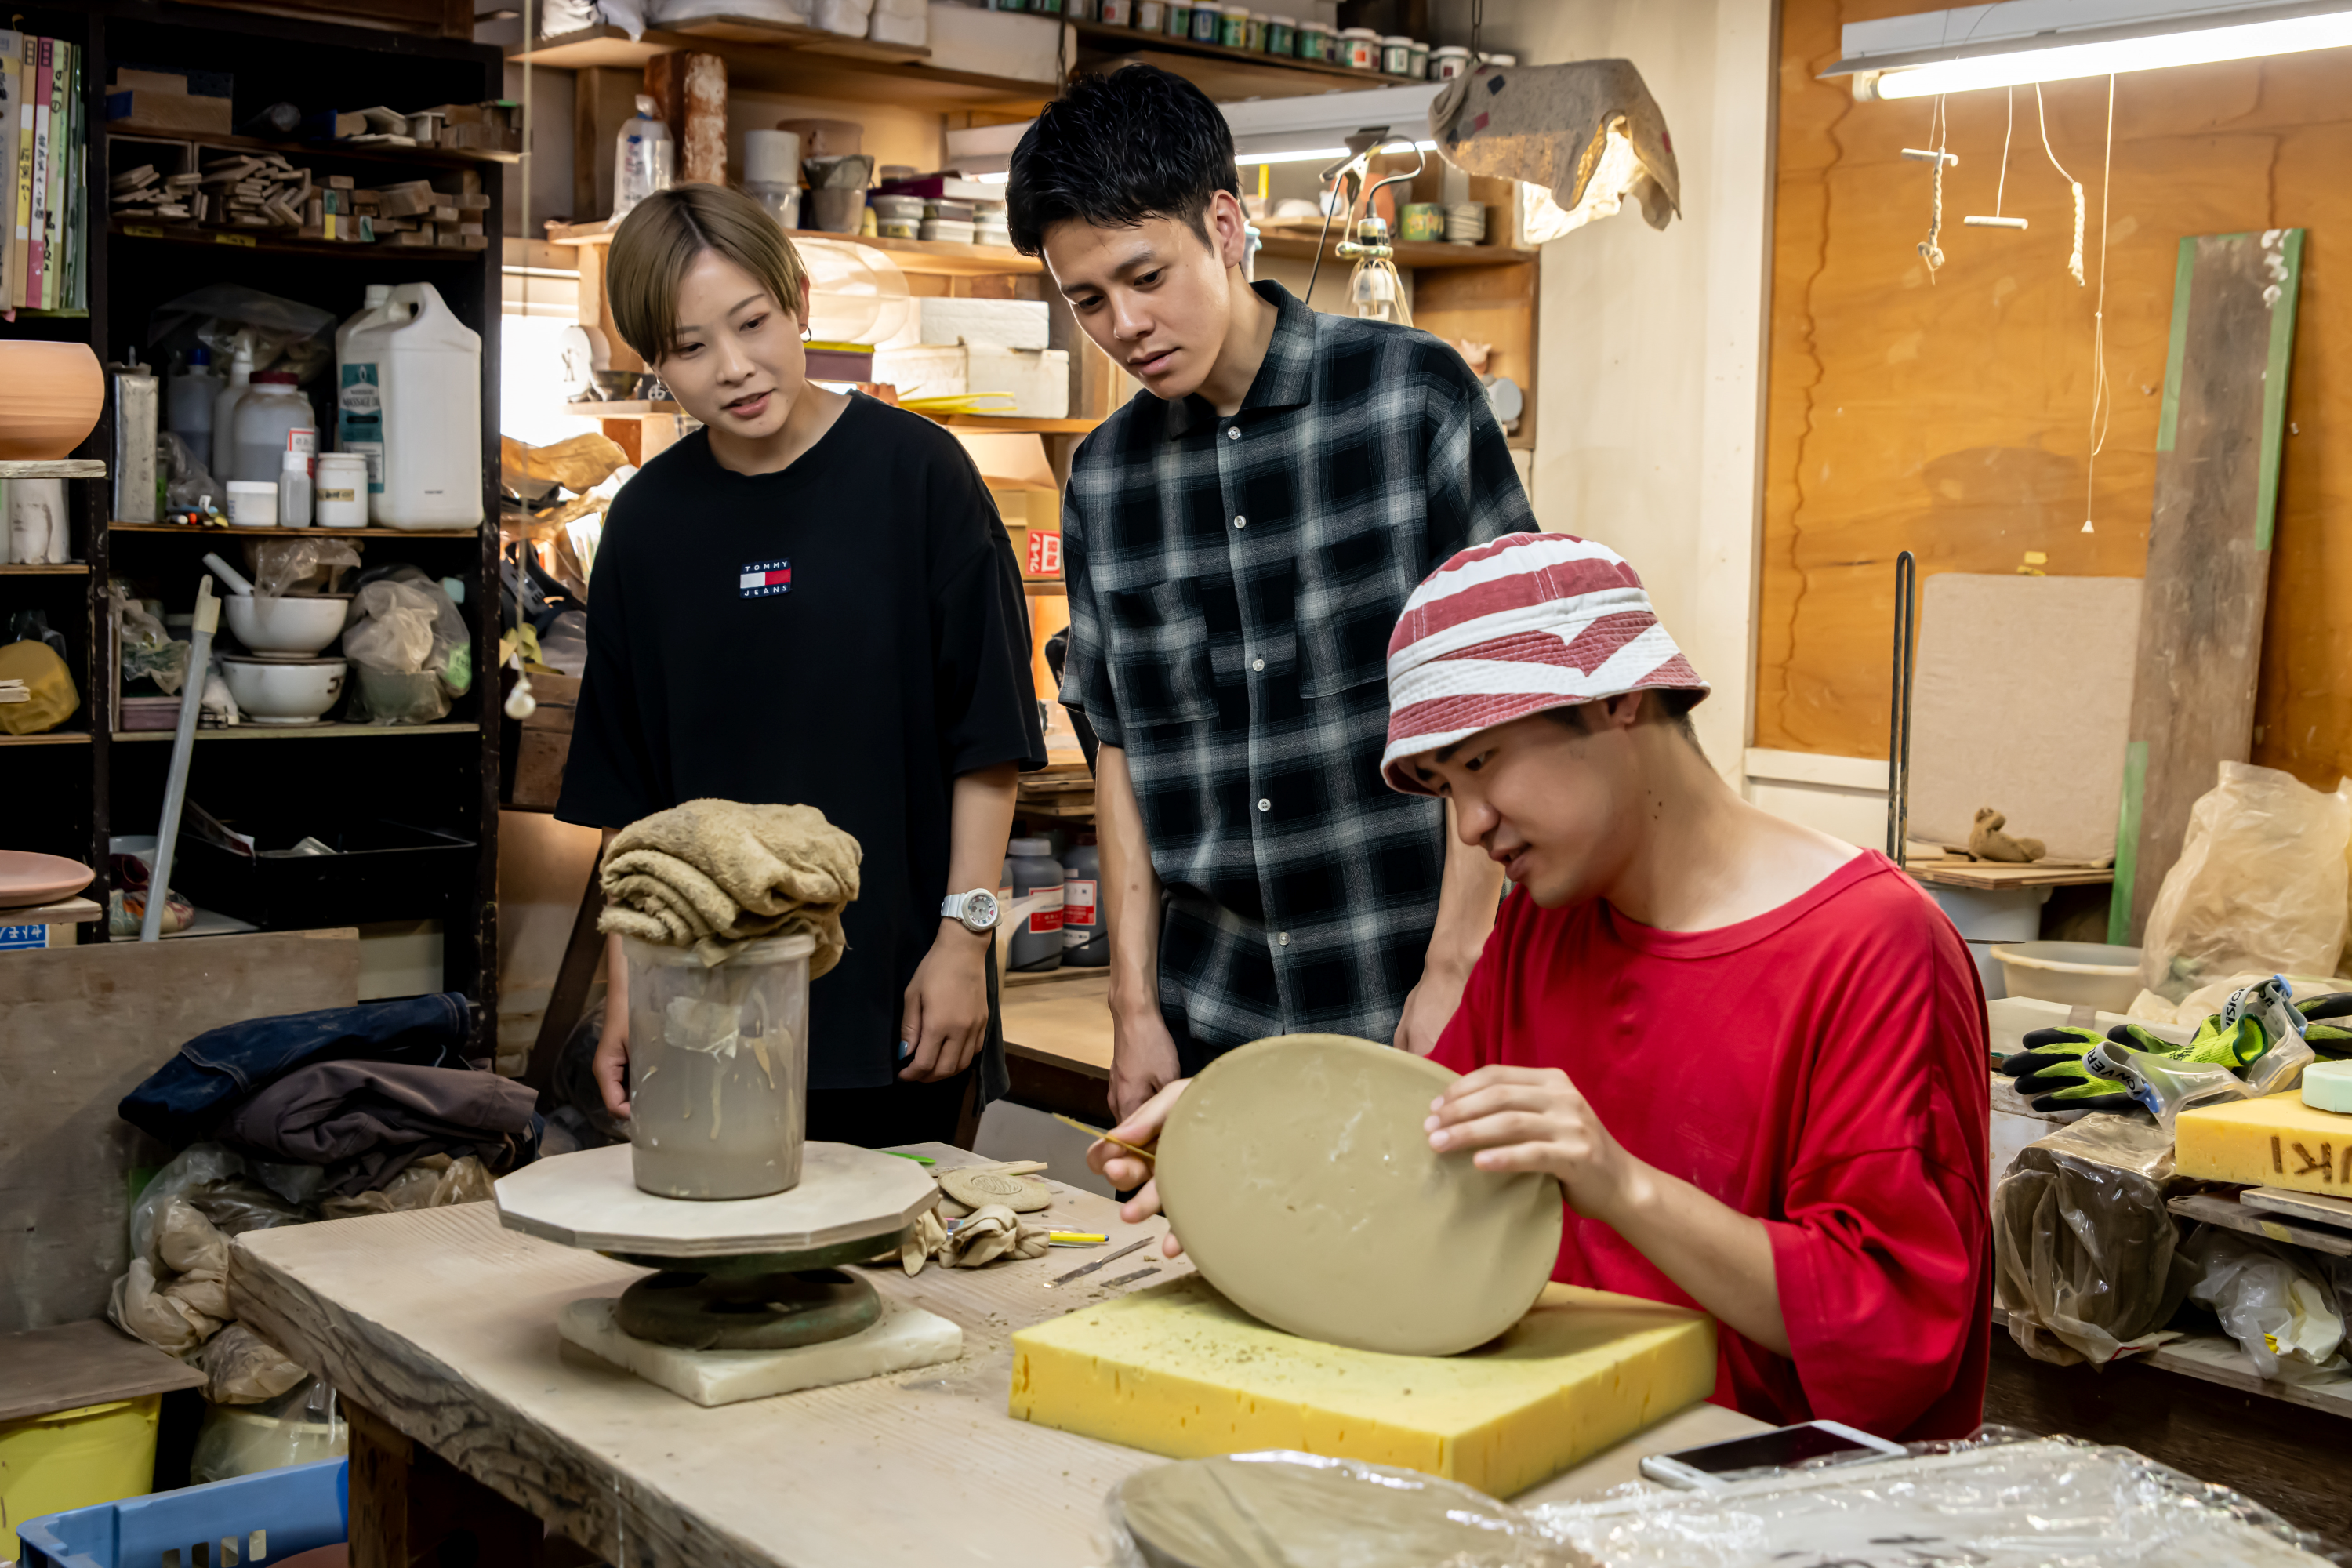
[0, 850, 95, 908]
[1156, 1034, 1563, 1356]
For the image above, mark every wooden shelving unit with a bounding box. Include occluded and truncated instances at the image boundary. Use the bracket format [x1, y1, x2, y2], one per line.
[1254, 227, 1538, 270]
[0, 563, 91, 575]
[1, 2, 506, 1037]
[1069, 20, 1424, 96]
[509, 18, 1051, 108]
[546, 219, 1041, 280]
[110, 522, 486, 542]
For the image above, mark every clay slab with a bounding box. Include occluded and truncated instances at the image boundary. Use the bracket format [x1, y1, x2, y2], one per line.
[1155, 1035, 1563, 1356]
[495, 1142, 938, 1259]
[561, 1294, 962, 1406]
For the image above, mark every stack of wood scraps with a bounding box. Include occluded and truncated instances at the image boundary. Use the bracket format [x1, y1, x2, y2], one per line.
[370, 179, 489, 249]
[107, 162, 201, 221]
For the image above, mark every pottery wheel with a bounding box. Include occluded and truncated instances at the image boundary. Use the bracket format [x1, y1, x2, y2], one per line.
[615, 1266, 880, 1351]
[936, 1166, 1052, 1214]
[1154, 1034, 1563, 1356]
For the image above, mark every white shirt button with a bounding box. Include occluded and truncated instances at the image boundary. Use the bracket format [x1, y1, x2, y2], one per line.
[1251, 658, 1265, 671]
[1277, 931, 1290, 946]
[1233, 514, 1247, 528]
[1227, 426, 1241, 440]
[1257, 797, 1271, 812]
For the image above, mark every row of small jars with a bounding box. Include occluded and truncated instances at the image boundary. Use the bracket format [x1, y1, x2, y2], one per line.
[1047, 1, 1515, 78]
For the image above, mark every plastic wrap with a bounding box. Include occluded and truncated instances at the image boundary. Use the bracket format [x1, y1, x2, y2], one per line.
[1104, 1453, 1591, 1568]
[190, 1378, 347, 1485]
[1531, 1433, 2339, 1567]
[1993, 1116, 2194, 1366]
[201, 1324, 310, 1406]
[158, 431, 220, 514]
[344, 566, 470, 724]
[108, 1257, 222, 1353]
[151, 285, 337, 383]
[111, 583, 189, 696]
[244, 535, 363, 598]
[2185, 1229, 2348, 1382]
[2140, 761, 2352, 1003]
[318, 1153, 493, 1218]
[129, 1144, 249, 1269]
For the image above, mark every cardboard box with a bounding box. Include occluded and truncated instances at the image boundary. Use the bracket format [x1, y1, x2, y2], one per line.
[106, 90, 231, 136]
[108, 68, 189, 95]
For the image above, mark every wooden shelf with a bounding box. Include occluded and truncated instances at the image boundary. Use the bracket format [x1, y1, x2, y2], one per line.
[112, 721, 477, 742]
[548, 219, 1043, 279]
[0, 894, 102, 926]
[0, 562, 89, 575]
[107, 523, 485, 540]
[1072, 22, 1423, 93]
[0, 731, 92, 746]
[1023, 579, 1066, 596]
[1992, 1305, 2352, 1421]
[1253, 227, 1537, 270]
[2169, 1189, 2352, 1259]
[111, 220, 483, 263]
[0, 460, 103, 479]
[111, 128, 519, 169]
[509, 20, 1051, 109]
[924, 413, 1100, 435]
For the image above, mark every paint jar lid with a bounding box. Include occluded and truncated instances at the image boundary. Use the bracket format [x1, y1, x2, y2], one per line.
[315, 452, 368, 470]
[1381, 34, 1411, 44]
[227, 480, 278, 495]
[1432, 44, 1469, 56]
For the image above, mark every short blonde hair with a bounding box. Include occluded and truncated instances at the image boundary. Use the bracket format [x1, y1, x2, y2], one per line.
[607, 184, 807, 364]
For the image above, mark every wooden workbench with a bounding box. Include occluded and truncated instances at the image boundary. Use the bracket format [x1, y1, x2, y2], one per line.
[229, 1144, 1757, 1567]
[998, 967, 1114, 1121]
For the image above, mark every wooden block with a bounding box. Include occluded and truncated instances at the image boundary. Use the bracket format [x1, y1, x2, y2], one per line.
[109, 67, 189, 95]
[376, 188, 434, 218]
[2118, 232, 2306, 941]
[2241, 1185, 2352, 1229]
[559, 1297, 962, 1407]
[0, 1320, 205, 1421]
[106, 91, 231, 136]
[457, 221, 483, 237]
[0, 930, 359, 1332]
[510, 729, 572, 811]
[427, 204, 458, 223]
[387, 231, 434, 246]
[454, 191, 490, 211]
[328, 174, 355, 191]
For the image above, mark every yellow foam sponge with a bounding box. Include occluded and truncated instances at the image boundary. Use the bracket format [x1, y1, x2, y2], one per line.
[2176, 1089, 2352, 1195]
[1009, 1276, 1716, 1499]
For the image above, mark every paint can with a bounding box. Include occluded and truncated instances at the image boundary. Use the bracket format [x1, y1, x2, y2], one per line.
[1381, 34, 1413, 74]
[1399, 203, 1444, 243]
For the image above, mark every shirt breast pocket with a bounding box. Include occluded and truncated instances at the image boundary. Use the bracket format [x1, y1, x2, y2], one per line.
[1106, 575, 1219, 731]
[1299, 553, 1414, 703]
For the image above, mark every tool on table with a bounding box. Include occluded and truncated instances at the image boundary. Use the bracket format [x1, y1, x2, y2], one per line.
[1096, 1267, 1161, 1290]
[882, 1150, 937, 1166]
[1051, 1112, 1155, 1163]
[143, 578, 219, 942]
[1047, 1232, 1106, 1247]
[1047, 1236, 1151, 1288]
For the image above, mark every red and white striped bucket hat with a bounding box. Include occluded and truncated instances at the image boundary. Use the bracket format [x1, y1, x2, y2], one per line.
[1381, 532, 1708, 796]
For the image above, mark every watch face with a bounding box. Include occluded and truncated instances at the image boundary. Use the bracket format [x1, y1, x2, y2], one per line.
[963, 890, 1000, 930]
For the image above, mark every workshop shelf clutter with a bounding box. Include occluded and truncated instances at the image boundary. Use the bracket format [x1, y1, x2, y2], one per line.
[10, 0, 2352, 1564]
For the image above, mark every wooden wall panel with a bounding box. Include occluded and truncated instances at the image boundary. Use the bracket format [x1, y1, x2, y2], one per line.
[1759, 0, 2352, 793]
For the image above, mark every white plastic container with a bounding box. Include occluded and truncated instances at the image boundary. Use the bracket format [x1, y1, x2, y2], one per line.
[231, 373, 314, 484]
[346, 282, 483, 531]
[1990, 941, 2145, 1012]
[624, 932, 815, 1200]
[966, 345, 1069, 417]
[210, 344, 252, 481]
[168, 347, 218, 452]
[226, 480, 278, 526]
[613, 95, 675, 220]
[336, 284, 405, 498]
[278, 447, 313, 527]
[314, 452, 368, 527]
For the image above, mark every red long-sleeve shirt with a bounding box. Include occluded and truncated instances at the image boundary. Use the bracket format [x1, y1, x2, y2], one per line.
[1431, 849, 1990, 1439]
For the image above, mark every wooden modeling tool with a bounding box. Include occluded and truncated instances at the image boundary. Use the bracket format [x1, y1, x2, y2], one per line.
[1051, 1112, 1156, 1162]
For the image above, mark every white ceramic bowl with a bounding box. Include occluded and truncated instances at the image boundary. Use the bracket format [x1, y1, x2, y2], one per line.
[222, 593, 351, 656]
[1989, 941, 2144, 1011]
[220, 655, 347, 725]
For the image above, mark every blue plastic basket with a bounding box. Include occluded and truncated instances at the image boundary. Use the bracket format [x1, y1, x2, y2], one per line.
[16, 1458, 348, 1568]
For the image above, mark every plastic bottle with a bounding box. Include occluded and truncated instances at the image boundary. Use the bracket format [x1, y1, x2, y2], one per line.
[336, 284, 405, 498]
[1060, 840, 1105, 967]
[232, 373, 315, 485]
[276, 448, 313, 527]
[347, 282, 482, 530]
[1004, 837, 1065, 973]
[210, 344, 252, 480]
[168, 346, 218, 452]
[613, 95, 675, 220]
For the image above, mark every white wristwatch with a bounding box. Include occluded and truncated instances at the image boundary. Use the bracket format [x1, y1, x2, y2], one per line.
[942, 888, 1002, 935]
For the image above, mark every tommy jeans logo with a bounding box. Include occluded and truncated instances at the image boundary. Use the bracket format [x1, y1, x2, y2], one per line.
[739, 559, 791, 598]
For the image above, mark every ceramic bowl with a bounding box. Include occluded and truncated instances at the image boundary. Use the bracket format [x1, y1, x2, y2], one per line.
[0, 849, 95, 906]
[220, 655, 347, 725]
[0, 342, 106, 460]
[222, 593, 352, 656]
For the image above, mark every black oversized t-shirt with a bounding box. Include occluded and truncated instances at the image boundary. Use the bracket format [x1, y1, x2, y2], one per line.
[556, 393, 1047, 1091]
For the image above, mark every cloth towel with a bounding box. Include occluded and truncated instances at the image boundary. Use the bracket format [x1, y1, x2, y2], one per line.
[1428, 59, 1680, 233]
[598, 798, 861, 971]
[218, 1060, 539, 1198]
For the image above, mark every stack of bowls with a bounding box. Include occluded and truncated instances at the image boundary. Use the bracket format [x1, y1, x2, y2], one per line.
[1444, 203, 1488, 244]
[870, 194, 924, 240]
[219, 593, 354, 726]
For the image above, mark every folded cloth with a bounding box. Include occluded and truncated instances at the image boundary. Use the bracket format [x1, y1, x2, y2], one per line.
[597, 799, 861, 971]
[216, 1061, 540, 1198]
[120, 993, 475, 1146]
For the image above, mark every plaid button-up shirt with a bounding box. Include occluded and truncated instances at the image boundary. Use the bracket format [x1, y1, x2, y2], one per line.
[1058, 281, 1534, 1059]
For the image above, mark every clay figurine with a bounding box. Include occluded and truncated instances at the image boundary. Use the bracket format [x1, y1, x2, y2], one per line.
[1969, 808, 2045, 864]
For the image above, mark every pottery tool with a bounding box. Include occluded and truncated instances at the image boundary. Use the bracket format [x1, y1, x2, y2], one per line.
[1011, 1276, 1715, 1498]
[1047, 1236, 1150, 1288]
[882, 1151, 936, 1166]
[1050, 1112, 1156, 1163]
[1963, 85, 2029, 231]
[1047, 1232, 1107, 1247]
[143, 578, 219, 942]
[1095, 1267, 1161, 1290]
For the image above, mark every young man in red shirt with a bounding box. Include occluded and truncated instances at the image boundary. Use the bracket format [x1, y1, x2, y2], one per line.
[1094, 532, 1992, 1439]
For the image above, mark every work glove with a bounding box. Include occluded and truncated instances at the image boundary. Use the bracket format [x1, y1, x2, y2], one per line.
[2299, 992, 2352, 1058]
[2002, 976, 2308, 1112]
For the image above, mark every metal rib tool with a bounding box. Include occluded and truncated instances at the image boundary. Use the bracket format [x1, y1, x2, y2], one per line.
[1047, 1236, 1151, 1288]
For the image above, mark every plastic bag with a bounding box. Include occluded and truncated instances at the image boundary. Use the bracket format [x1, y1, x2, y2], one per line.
[319, 1153, 493, 1218]
[2141, 761, 2352, 1003]
[201, 1324, 310, 1406]
[111, 583, 189, 696]
[156, 1197, 234, 1320]
[1105, 1453, 1587, 1568]
[190, 1377, 346, 1486]
[344, 566, 469, 724]
[2185, 1228, 2347, 1382]
[538, 608, 588, 678]
[244, 535, 363, 598]
[129, 1144, 248, 1269]
[151, 285, 336, 383]
[1992, 1116, 2194, 1366]
[0, 636, 79, 735]
[109, 1257, 223, 1353]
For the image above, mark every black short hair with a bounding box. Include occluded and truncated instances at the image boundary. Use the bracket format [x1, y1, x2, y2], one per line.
[1005, 64, 1242, 257]
[1545, 688, 1708, 750]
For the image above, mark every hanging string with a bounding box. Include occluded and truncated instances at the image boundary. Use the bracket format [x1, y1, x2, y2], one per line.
[2035, 82, 2087, 286]
[2082, 74, 2115, 534]
[1964, 85, 2028, 229]
[1916, 96, 1948, 280]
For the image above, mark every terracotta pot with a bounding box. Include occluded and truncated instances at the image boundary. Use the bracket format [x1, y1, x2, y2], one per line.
[0, 341, 105, 459]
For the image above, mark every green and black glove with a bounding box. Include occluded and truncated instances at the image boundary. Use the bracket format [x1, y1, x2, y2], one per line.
[2299, 992, 2352, 1058]
[2001, 1022, 2216, 1112]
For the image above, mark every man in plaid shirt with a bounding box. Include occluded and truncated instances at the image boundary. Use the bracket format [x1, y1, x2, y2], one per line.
[1008, 66, 1534, 1116]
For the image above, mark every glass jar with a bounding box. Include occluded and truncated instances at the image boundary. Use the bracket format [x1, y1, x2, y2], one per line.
[1265, 13, 1293, 53]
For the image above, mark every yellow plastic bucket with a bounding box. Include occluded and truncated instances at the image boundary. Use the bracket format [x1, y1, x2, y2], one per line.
[0, 1396, 162, 1559]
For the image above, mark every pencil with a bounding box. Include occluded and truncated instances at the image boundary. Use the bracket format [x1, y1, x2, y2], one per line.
[1051, 1112, 1156, 1162]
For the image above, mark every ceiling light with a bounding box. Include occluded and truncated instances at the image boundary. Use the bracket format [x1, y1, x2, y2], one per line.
[1823, 0, 2352, 98]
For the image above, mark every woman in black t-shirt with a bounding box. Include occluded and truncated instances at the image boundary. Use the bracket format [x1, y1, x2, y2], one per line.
[555, 184, 1044, 1147]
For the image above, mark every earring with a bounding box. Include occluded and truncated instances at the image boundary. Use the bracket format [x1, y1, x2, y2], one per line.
[800, 325, 813, 342]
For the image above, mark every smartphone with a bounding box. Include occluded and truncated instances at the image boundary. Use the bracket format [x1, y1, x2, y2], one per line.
[1637, 1419, 1906, 1490]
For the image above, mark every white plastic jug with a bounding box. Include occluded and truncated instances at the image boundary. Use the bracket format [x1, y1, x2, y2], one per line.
[336, 284, 406, 498]
[210, 344, 252, 481]
[348, 282, 482, 531]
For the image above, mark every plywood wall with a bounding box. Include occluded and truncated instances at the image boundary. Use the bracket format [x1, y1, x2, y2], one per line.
[1759, 0, 2352, 789]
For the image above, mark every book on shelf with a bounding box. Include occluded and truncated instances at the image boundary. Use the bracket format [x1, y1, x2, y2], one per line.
[1, 30, 84, 314]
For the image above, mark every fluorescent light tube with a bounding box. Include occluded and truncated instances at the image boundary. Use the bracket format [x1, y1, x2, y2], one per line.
[1859, 5, 2352, 96]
